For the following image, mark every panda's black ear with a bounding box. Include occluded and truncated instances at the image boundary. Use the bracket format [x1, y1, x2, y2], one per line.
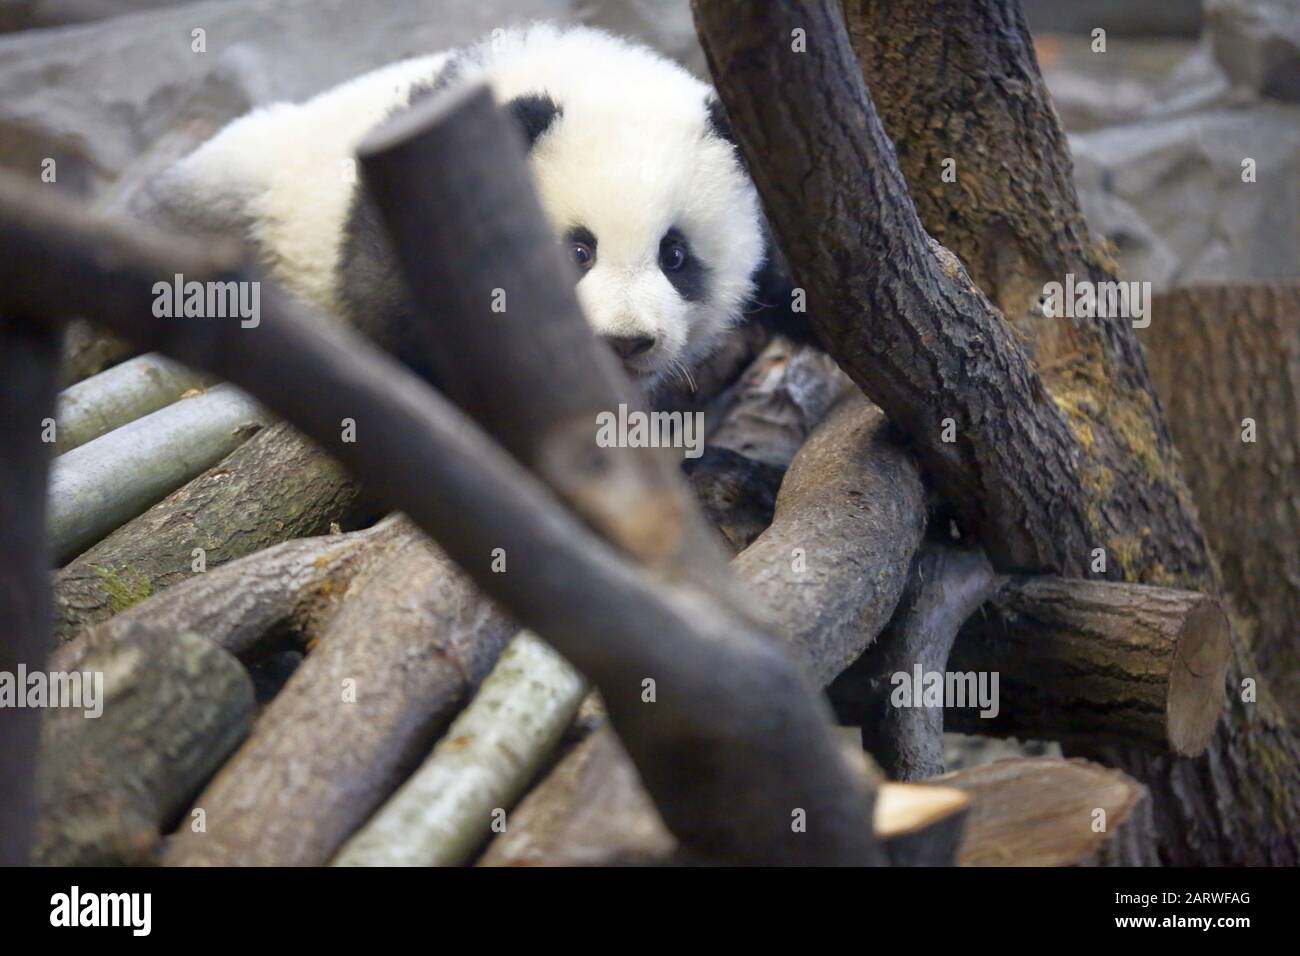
[705, 93, 737, 146]
[505, 93, 562, 150]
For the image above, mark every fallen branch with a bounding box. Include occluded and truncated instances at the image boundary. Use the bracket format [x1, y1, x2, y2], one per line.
[163, 522, 517, 866]
[854, 544, 1002, 780]
[52, 421, 367, 641]
[938, 757, 1159, 866]
[54, 351, 211, 454]
[47, 383, 268, 562]
[334, 630, 588, 867]
[685, 337, 850, 552]
[33, 622, 254, 865]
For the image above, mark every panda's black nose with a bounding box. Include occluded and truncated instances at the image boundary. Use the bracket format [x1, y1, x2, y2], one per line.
[602, 334, 657, 360]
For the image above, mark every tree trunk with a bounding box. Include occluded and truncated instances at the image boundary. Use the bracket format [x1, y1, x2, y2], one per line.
[1142, 284, 1300, 726]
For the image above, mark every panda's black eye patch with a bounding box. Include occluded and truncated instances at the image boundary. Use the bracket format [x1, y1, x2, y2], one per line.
[659, 227, 708, 302]
[566, 225, 596, 273]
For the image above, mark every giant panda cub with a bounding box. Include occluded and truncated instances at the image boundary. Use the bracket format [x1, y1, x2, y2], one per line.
[146, 23, 776, 393]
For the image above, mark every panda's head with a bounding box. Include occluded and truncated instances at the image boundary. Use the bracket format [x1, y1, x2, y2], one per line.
[486, 30, 765, 391]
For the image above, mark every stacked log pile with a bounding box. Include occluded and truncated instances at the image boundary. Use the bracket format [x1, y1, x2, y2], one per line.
[0, 0, 1295, 867]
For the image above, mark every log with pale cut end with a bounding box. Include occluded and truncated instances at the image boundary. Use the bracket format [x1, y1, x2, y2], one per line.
[47, 383, 269, 562]
[947, 577, 1232, 756]
[480, 727, 973, 867]
[874, 782, 970, 867]
[54, 351, 212, 454]
[937, 757, 1158, 866]
[32, 623, 255, 866]
[163, 526, 518, 866]
[52, 421, 368, 641]
[334, 630, 588, 867]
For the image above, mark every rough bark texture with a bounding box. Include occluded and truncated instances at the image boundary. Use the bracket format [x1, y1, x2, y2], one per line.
[938, 758, 1159, 867]
[685, 337, 850, 552]
[1142, 284, 1300, 725]
[33, 623, 255, 866]
[164, 524, 517, 866]
[692, 0, 1296, 865]
[732, 393, 926, 686]
[0, 315, 62, 865]
[66, 515, 410, 664]
[693, 0, 1213, 583]
[854, 544, 1002, 780]
[52, 421, 367, 641]
[948, 578, 1232, 755]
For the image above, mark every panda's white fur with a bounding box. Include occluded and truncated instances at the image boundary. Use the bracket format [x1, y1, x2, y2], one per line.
[149, 23, 766, 390]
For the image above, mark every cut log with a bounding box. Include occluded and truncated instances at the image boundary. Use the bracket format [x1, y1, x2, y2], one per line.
[948, 578, 1232, 755]
[163, 524, 517, 866]
[47, 383, 268, 562]
[52, 421, 367, 641]
[32, 623, 255, 866]
[54, 351, 212, 454]
[938, 757, 1159, 866]
[480, 726, 971, 867]
[334, 630, 588, 867]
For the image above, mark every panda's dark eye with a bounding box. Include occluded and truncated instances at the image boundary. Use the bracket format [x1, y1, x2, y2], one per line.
[565, 226, 597, 273]
[660, 241, 687, 272]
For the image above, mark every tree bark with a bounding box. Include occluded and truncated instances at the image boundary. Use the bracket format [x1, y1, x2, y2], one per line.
[47, 384, 269, 562]
[32, 624, 254, 866]
[733, 393, 926, 685]
[854, 544, 1002, 780]
[52, 421, 367, 641]
[694, 0, 1296, 865]
[948, 577, 1232, 755]
[333, 629, 588, 867]
[1142, 283, 1300, 725]
[54, 351, 212, 454]
[0, 315, 62, 865]
[685, 337, 850, 552]
[693, 0, 1212, 583]
[163, 524, 518, 866]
